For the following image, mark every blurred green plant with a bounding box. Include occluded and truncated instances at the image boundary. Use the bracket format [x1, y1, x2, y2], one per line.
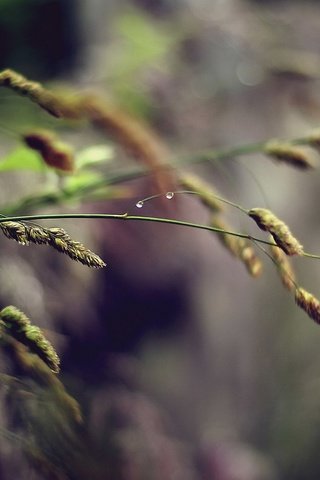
[107, 8, 179, 116]
[1, 67, 320, 479]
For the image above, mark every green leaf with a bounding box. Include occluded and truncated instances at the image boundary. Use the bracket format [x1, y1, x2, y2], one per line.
[64, 171, 102, 194]
[76, 145, 114, 170]
[0, 146, 45, 172]
[113, 10, 174, 76]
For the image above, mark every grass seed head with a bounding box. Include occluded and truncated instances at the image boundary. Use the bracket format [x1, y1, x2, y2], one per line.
[0, 221, 29, 245]
[270, 243, 296, 291]
[295, 287, 320, 324]
[248, 208, 304, 256]
[24, 130, 75, 173]
[0, 221, 106, 268]
[0, 306, 60, 373]
[0, 69, 82, 119]
[47, 228, 106, 268]
[27, 226, 51, 245]
[264, 141, 315, 170]
[211, 217, 263, 277]
[179, 174, 224, 212]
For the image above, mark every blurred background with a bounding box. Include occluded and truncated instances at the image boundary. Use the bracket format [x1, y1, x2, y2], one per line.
[1, 0, 320, 479]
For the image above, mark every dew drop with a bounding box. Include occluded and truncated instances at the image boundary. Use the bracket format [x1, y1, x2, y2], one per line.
[165, 192, 174, 200]
[136, 201, 144, 208]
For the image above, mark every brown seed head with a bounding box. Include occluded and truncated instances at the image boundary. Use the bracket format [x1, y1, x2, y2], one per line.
[264, 141, 315, 170]
[24, 130, 75, 173]
[0, 69, 82, 119]
[248, 208, 304, 256]
[295, 287, 320, 324]
[47, 228, 106, 268]
[82, 95, 175, 193]
[270, 242, 296, 291]
[239, 240, 263, 278]
[0, 221, 106, 268]
[211, 217, 263, 277]
[0, 306, 60, 373]
[27, 226, 51, 245]
[0, 221, 29, 245]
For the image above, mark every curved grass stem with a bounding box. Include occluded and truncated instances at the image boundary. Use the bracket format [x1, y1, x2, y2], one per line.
[0, 211, 282, 248]
[1, 130, 316, 216]
[1, 211, 318, 259]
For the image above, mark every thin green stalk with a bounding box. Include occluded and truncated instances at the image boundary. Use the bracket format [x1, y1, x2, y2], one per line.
[1, 131, 315, 216]
[178, 134, 310, 166]
[167, 190, 248, 213]
[1, 166, 146, 215]
[2, 211, 318, 258]
[178, 141, 266, 166]
[0, 211, 278, 248]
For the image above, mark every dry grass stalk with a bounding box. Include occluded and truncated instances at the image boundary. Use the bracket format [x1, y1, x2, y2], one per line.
[23, 130, 75, 173]
[248, 208, 304, 256]
[264, 141, 315, 170]
[0, 222, 106, 268]
[0, 69, 175, 192]
[82, 95, 174, 193]
[0, 69, 81, 119]
[179, 174, 224, 212]
[295, 287, 320, 324]
[0, 306, 60, 373]
[210, 216, 263, 277]
[270, 242, 296, 291]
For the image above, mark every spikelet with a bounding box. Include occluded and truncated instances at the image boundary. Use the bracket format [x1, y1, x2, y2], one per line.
[0, 306, 60, 373]
[27, 225, 51, 245]
[0, 221, 106, 268]
[210, 216, 263, 277]
[269, 241, 296, 291]
[0, 221, 29, 244]
[47, 227, 106, 268]
[0, 69, 82, 119]
[23, 130, 75, 173]
[248, 208, 304, 256]
[264, 141, 315, 170]
[179, 174, 224, 212]
[238, 239, 263, 278]
[295, 287, 320, 324]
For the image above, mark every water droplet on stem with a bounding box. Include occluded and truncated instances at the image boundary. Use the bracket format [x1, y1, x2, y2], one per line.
[136, 201, 144, 208]
[165, 192, 174, 200]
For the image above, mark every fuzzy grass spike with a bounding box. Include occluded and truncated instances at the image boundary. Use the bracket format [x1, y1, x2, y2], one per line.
[248, 208, 303, 256]
[0, 69, 81, 119]
[264, 141, 315, 170]
[295, 287, 320, 324]
[0, 306, 60, 373]
[211, 216, 263, 277]
[0, 221, 106, 268]
[23, 130, 75, 173]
